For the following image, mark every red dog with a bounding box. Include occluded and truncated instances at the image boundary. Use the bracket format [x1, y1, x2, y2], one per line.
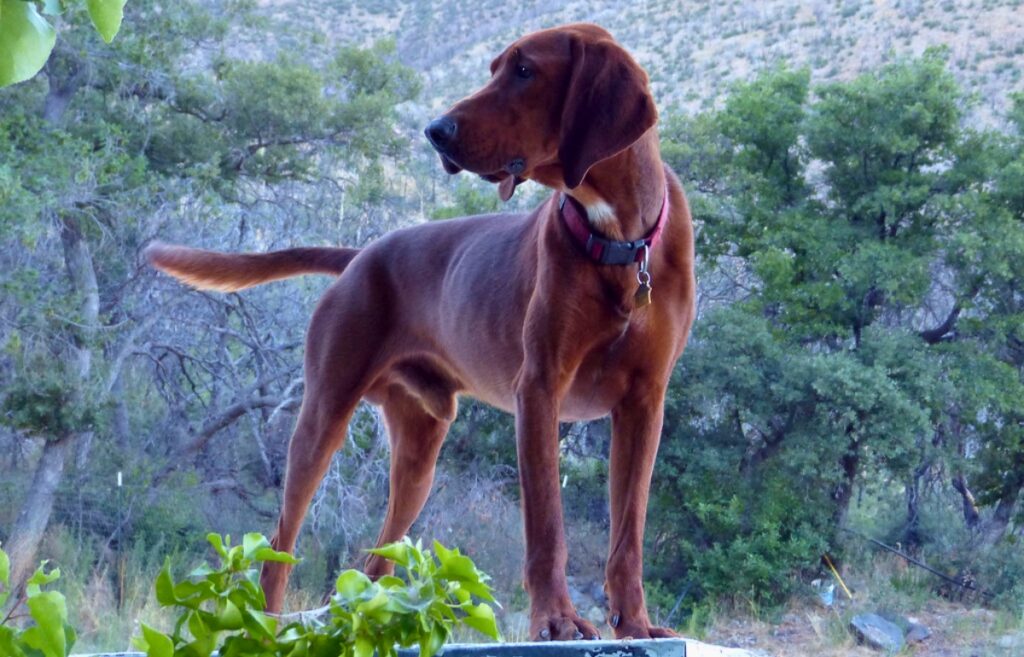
[148, 23, 695, 640]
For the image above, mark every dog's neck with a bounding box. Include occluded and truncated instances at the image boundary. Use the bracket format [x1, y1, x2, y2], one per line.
[567, 129, 666, 242]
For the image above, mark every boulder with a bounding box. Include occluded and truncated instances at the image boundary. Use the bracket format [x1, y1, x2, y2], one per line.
[904, 620, 931, 644]
[849, 613, 905, 653]
[997, 632, 1024, 649]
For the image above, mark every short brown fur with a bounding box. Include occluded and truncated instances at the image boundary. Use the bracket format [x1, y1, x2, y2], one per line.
[148, 23, 695, 641]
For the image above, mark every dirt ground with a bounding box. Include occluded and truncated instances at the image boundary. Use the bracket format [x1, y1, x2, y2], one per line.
[699, 600, 1021, 657]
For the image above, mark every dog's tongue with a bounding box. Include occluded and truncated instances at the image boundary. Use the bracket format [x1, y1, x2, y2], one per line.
[499, 175, 524, 201]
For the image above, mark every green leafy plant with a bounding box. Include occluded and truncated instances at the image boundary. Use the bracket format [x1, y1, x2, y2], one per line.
[0, 546, 78, 657]
[135, 534, 500, 657]
[0, 0, 129, 88]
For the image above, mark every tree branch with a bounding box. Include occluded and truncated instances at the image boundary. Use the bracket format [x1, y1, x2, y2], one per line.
[920, 304, 961, 344]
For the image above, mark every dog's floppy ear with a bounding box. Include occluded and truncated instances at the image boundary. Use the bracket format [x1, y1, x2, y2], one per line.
[558, 35, 657, 190]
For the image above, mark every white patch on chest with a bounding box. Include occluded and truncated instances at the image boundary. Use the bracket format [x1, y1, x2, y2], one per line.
[585, 201, 617, 228]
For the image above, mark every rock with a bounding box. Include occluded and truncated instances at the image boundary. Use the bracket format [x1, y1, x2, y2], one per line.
[997, 632, 1024, 649]
[566, 578, 586, 608]
[588, 581, 608, 605]
[850, 613, 905, 654]
[904, 621, 931, 643]
[810, 579, 835, 608]
[585, 606, 606, 627]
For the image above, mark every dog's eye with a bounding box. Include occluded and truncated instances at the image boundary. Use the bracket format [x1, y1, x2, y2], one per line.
[515, 64, 533, 80]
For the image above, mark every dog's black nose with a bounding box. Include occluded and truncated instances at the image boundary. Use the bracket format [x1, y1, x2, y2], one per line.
[425, 117, 457, 149]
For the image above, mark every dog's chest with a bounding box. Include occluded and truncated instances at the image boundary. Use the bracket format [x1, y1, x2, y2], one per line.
[559, 323, 661, 421]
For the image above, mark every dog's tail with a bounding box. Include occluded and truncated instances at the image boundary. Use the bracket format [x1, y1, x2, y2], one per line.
[145, 242, 360, 292]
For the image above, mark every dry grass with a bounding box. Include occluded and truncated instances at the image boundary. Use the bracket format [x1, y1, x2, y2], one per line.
[697, 551, 1023, 656]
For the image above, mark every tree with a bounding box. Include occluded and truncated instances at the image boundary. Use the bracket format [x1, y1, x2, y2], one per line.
[0, 0, 418, 591]
[650, 51, 1023, 605]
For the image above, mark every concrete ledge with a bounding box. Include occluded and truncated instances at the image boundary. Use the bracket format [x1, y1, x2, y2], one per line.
[75, 639, 685, 657]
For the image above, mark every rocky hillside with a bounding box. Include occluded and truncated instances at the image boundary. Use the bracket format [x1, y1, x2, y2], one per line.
[256, 0, 1024, 123]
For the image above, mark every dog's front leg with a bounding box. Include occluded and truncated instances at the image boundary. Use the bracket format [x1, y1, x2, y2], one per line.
[605, 378, 678, 639]
[515, 341, 601, 641]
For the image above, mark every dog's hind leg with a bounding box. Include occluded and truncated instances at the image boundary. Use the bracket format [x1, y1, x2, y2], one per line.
[259, 282, 386, 613]
[363, 383, 453, 578]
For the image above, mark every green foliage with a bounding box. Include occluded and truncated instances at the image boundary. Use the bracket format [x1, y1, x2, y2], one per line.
[431, 180, 501, 220]
[653, 50, 1024, 610]
[147, 38, 418, 184]
[0, 0, 56, 88]
[0, 364, 98, 439]
[136, 534, 499, 657]
[0, 0, 128, 88]
[0, 548, 78, 657]
[85, 0, 127, 43]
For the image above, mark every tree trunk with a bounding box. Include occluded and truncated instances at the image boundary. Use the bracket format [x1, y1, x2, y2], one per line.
[980, 483, 1021, 548]
[4, 56, 102, 588]
[4, 437, 72, 590]
[903, 460, 931, 548]
[951, 473, 981, 529]
[6, 210, 99, 589]
[832, 438, 860, 530]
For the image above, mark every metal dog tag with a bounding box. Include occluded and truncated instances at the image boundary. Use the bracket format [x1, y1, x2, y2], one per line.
[635, 250, 653, 308]
[634, 282, 652, 308]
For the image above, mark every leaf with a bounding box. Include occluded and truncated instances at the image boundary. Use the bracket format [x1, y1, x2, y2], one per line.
[154, 561, 177, 605]
[0, 0, 56, 87]
[213, 599, 243, 630]
[354, 635, 374, 657]
[172, 579, 214, 608]
[376, 575, 405, 589]
[420, 622, 447, 657]
[384, 590, 431, 613]
[335, 570, 372, 600]
[64, 622, 77, 655]
[366, 541, 411, 568]
[207, 533, 227, 558]
[85, 0, 128, 44]
[459, 580, 496, 604]
[25, 562, 59, 596]
[252, 546, 300, 564]
[355, 589, 390, 616]
[240, 608, 277, 641]
[432, 540, 456, 565]
[0, 547, 9, 586]
[188, 563, 215, 578]
[435, 554, 476, 581]
[242, 532, 268, 560]
[461, 603, 499, 640]
[134, 623, 174, 657]
[0, 626, 25, 657]
[187, 609, 211, 646]
[21, 591, 68, 657]
[227, 545, 244, 568]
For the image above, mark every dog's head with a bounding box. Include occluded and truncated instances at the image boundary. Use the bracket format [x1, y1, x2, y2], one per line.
[425, 23, 657, 200]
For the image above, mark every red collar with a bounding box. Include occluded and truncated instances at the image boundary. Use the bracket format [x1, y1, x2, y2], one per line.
[559, 187, 669, 265]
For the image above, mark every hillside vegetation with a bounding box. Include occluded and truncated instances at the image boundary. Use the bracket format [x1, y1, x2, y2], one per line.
[261, 0, 1024, 121]
[0, 1, 1022, 654]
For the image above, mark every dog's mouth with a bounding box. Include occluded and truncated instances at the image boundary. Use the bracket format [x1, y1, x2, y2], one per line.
[434, 149, 526, 201]
[438, 152, 463, 175]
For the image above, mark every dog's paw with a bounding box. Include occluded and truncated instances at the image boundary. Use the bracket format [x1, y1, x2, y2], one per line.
[531, 613, 602, 641]
[610, 614, 680, 639]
